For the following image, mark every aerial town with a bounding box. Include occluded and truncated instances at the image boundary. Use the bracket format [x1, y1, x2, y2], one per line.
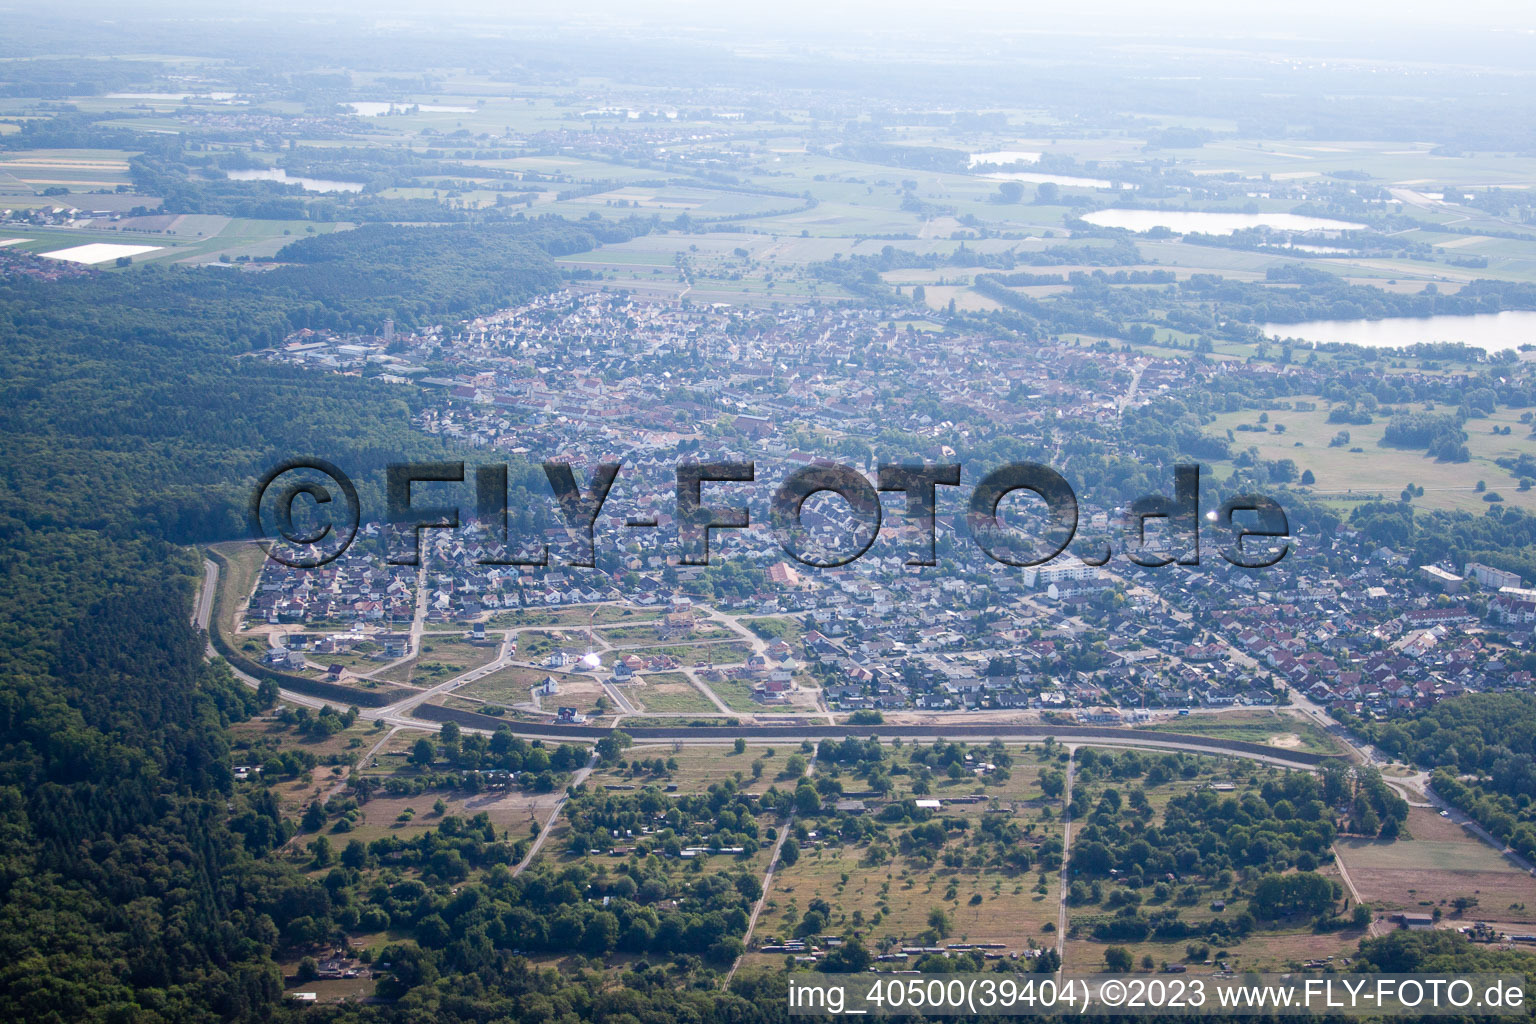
[243, 292, 1536, 731]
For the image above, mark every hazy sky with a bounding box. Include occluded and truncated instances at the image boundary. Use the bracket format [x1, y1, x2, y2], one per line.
[21, 0, 1536, 71]
[41, 0, 1536, 37]
[351, 0, 1536, 38]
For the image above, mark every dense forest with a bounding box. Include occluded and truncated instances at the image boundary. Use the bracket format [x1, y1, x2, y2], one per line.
[0, 217, 623, 1021]
[0, 218, 636, 543]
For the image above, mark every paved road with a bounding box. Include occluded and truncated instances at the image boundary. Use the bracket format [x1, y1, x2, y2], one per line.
[193, 557, 217, 629]
[198, 560, 1379, 775]
[371, 629, 519, 722]
[678, 664, 739, 717]
[600, 678, 638, 715]
[364, 562, 428, 679]
[201, 557, 338, 714]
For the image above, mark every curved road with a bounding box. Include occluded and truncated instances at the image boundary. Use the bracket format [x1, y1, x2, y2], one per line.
[199, 557, 1350, 769]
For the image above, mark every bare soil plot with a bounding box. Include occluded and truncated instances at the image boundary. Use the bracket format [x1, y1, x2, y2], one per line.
[533, 675, 608, 715]
[603, 641, 754, 668]
[339, 789, 561, 847]
[630, 675, 720, 714]
[488, 605, 652, 628]
[596, 620, 734, 644]
[1336, 808, 1536, 922]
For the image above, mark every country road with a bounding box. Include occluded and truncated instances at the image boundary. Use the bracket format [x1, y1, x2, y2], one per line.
[726, 753, 816, 987]
[1056, 748, 1074, 966]
[1331, 845, 1385, 938]
[514, 752, 598, 876]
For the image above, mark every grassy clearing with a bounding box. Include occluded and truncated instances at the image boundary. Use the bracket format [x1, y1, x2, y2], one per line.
[596, 620, 733, 644]
[337, 788, 559, 848]
[486, 604, 659, 628]
[604, 641, 754, 668]
[632, 676, 719, 714]
[593, 743, 785, 795]
[205, 540, 266, 643]
[1205, 397, 1536, 514]
[372, 638, 500, 685]
[457, 664, 556, 706]
[1141, 709, 1348, 756]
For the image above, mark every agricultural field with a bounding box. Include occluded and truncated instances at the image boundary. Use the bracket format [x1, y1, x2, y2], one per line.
[0, 209, 350, 266]
[1334, 805, 1536, 925]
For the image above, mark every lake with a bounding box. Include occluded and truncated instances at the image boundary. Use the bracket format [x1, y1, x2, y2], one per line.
[226, 168, 364, 193]
[968, 150, 1041, 167]
[1279, 243, 1354, 254]
[348, 102, 475, 116]
[1081, 209, 1366, 234]
[982, 170, 1135, 190]
[1262, 310, 1536, 354]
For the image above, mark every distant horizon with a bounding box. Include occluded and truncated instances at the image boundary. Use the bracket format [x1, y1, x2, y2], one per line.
[16, 0, 1536, 60]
